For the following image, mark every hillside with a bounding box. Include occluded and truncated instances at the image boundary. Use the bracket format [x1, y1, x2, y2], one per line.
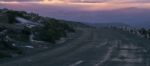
[0, 9, 150, 66]
[0, 9, 78, 58]
[59, 20, 90, 28]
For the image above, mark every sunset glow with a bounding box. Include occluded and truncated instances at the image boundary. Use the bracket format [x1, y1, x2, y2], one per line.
[43, 0, 49, 3]
[0, 1, 19, 4]
[0, 0, 150, 11]
[0, 0, 69, 4]
[43, 0, 64, 3]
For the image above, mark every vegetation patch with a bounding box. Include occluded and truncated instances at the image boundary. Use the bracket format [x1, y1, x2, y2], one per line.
[0, 8, 76, 58]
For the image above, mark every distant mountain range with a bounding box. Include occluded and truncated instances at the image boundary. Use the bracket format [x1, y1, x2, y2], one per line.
[88, 22, 129, 28]
[88, 22, 150, 29]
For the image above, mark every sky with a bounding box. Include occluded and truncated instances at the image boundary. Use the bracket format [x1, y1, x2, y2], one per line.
[0, 0, 150, 28]
[0, 0, 150, 3]
[1, 0, 150, 11]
